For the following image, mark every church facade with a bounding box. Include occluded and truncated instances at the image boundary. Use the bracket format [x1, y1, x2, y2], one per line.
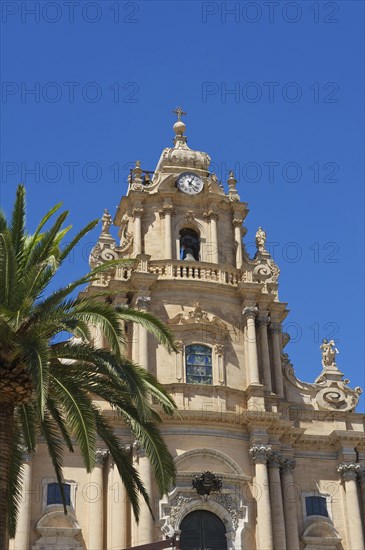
[11, 113, 365, 550]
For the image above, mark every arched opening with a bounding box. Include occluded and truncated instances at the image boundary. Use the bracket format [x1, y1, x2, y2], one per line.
[180, 228, 200, 261]
[180, 510, 227, 550]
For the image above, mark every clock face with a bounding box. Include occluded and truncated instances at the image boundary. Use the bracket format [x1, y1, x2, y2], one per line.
[177, 172, 204, 195]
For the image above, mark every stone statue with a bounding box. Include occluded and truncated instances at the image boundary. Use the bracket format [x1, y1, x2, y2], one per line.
[101, 209, 112, 235]
[255, 226, 266, 252]
[320, 339, 338, 367]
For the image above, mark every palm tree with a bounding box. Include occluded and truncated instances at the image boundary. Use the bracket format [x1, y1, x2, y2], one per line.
[0, 185, 177, 550]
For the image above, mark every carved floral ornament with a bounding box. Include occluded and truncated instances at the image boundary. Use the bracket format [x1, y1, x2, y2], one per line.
[159, 489, 248, 538]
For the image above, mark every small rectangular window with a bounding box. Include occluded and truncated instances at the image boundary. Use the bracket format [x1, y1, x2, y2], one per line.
[47, 482, 71, 506]
[305, 495, 328, 517]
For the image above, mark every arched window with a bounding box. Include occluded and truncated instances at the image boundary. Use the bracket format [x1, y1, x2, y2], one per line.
[180, 228, 200, 261]
[185, 344, 212, 384]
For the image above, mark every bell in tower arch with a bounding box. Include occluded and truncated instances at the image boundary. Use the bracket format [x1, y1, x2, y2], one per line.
[180, 228, 200, 261]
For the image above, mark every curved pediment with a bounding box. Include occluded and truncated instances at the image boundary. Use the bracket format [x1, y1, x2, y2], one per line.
[175, 448, 246, 478]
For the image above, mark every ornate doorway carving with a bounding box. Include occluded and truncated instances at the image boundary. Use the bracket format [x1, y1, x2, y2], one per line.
[180, 510, 227, 550]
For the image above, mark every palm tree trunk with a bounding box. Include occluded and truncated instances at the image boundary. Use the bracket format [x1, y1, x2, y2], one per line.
[0, 402, 14, 550]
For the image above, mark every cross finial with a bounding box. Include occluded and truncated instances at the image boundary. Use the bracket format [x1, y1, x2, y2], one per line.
[173, 106, 186, 120]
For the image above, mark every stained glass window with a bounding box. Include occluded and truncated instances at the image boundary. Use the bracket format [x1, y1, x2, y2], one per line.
[305, 496, 328, 517]
[186, 344, 212, 385]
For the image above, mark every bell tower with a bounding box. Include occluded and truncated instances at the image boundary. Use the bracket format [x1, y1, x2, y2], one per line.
[84, 110, 363, 550]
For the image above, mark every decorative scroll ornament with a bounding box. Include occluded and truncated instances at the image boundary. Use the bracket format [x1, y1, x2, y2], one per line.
[169, 303, 227, 334]
[192, 471, 222, 496]
[89, 209, 119, 269]
[282, 347, 362, 413]
[251, 228, 280, 295]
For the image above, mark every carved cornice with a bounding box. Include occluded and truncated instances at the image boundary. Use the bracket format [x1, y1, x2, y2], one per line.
[337, 462, 360, 482]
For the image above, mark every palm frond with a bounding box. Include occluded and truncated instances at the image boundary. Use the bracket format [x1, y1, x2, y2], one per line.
[126, 417, 176, 497]
[10, 185, 26, 260]
[94, 410, 152, 522]
[115, 307, 177, 353]
[50, 375, 96, 471]
[17, 404, 37, 452]
[39, 411, 67, 513]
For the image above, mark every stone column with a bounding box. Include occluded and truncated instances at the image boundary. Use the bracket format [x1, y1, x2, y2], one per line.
[133, 443, 154, 546]
[249, 445, 273, 550]
[88, 449, 108, 550]
[268, 453, 286, 550]
[337, 463, 364, 550]
[281, 458, 300, 550]
[162, 204, 173, 259]
[269, 322, 284, 397]
[136, 295, 151, 371]
[109, 456, 128, 550]
[257, 315, 272, 392]
[233, 218, 243, 269]
[359, 469, 365, 524]
[210, 211, 219, 263]
[133, 207, 143, 256]
[12, 450, 33, 550]
[243, 306, 260, 385]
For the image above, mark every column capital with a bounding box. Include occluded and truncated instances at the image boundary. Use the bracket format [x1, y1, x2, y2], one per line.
[358, 469, 365, 485]
[257, 316, 270, 327]
[233, 218, 243, 228]
[281, 457, 296, 474]
[136, 295, 151, 311]
[132, 207, 144, 219]
[269, 322, 282, 334]
[203, 210, 218, 222]
[175, 340, 184, 352]
[268, 451, 283, 469]
[160, 204, 174, 218]
[249, 444, 272, 464]
[95, 449, 109, 465]
[214, 343, 225, 355]
[19, 445, 34, 463]
[337, 462, 361, 481]
[242, 306, 258, 320]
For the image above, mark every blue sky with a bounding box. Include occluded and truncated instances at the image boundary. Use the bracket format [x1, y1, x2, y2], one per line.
[1, 0, 364, 410]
